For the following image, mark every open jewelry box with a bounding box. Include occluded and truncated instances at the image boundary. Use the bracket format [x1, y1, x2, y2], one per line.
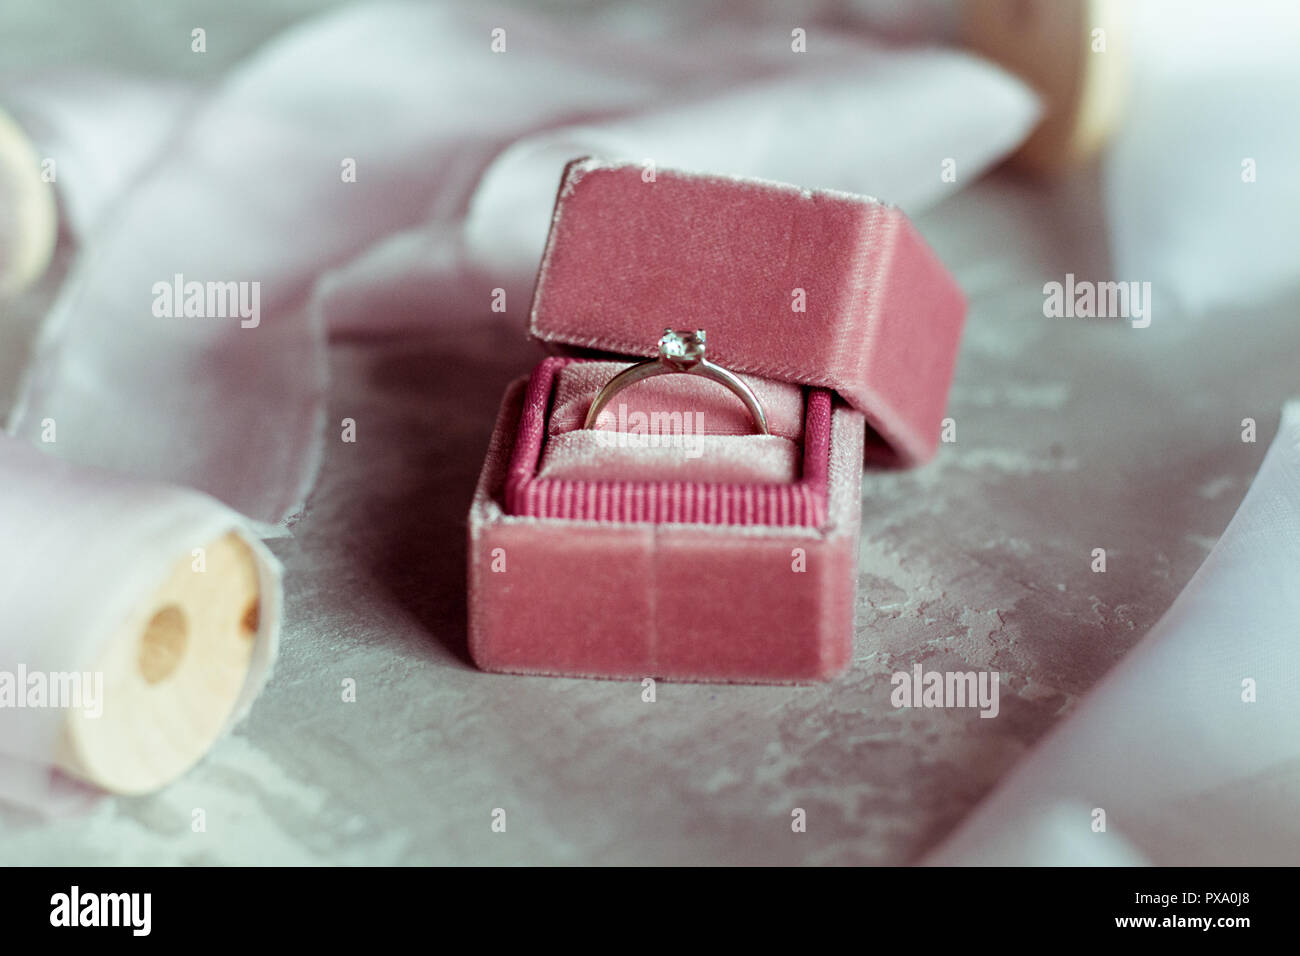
[468, 158, 966, 683]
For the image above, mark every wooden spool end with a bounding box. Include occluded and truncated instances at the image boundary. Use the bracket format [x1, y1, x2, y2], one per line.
[0, 108, 58, 295]
[57, 531, 261, 795]
[962, 0, 1129, 174]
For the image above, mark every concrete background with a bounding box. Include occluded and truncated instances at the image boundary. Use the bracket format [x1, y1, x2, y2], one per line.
[1, 0, 1295, 864]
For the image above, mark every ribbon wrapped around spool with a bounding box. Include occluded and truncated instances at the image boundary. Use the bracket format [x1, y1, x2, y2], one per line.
[0, 434, 280, 808]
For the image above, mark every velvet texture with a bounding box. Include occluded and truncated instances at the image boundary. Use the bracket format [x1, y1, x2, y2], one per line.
[472, 157, 960, 683]
[469, 372, 866, 683]
[539, 432, 801, 484]
[529, 158, 967, 465]
[507, 358, 829, 526]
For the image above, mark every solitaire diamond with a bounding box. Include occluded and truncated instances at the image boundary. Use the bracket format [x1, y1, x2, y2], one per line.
[658, 328, 706, 369]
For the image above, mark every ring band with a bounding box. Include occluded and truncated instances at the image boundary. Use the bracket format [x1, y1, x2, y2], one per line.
[583, 329, 769, 434]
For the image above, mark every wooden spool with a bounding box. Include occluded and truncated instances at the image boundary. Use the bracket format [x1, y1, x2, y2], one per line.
[0, 108, 58, 295]
[56, 531, 261, 795]
[962, 0, 1129, 173]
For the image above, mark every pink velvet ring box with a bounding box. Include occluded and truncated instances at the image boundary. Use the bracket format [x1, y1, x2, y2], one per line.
[468, 158, 966, 683]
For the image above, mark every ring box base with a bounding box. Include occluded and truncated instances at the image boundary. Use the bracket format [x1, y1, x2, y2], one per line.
[468, 364, 865, 683]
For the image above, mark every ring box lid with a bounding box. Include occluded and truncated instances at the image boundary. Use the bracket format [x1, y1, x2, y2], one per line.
[527, 157, 967, 466]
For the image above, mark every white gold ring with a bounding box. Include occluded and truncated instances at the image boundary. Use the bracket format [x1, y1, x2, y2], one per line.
[583, 328, 769, 435]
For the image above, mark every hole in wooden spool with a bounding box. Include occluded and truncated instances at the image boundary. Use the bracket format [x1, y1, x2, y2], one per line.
[241, 599, 260, 637]
[138, 604, 188, 684]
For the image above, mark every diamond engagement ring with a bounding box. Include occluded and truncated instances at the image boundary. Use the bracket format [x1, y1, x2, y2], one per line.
[582, 329, 770, 434]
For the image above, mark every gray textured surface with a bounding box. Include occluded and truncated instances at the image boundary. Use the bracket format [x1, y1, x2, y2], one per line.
[2, 3, 1297, 866]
